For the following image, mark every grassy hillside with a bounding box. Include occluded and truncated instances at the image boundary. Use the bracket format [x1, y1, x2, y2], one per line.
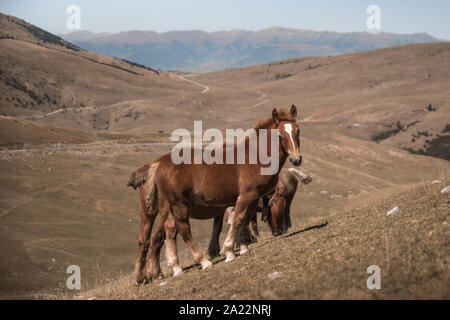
[0, 116, 170, 150]
[1, 132, 447, 299]
[66, 179, 450, 300]
[194, 42, 450, 160]
[0, 13, 196, 127]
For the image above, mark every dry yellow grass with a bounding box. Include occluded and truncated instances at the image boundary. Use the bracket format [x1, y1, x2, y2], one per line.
[68, 180, 449, 300]
[1, 132, 448, 299]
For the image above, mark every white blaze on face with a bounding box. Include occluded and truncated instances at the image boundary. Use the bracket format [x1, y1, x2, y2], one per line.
[284, 123, 297, 152]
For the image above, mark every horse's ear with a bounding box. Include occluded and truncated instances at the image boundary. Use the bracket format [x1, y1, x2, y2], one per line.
[272, 108, 281, 125]
[290, 105, 297, 118]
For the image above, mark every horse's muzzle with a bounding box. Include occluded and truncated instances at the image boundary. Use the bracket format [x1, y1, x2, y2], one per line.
[290, 155, 302, 166]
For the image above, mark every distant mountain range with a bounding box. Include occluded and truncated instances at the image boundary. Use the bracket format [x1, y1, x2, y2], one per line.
[62, 27, 441, 72]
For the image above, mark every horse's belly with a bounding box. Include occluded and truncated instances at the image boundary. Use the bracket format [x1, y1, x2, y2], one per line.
[188, 187, 237, 208]
[188, 205, 227, 220]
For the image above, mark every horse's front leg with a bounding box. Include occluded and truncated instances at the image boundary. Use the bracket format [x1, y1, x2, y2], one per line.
[236, 211, 258, 256]
[221, 194, 258, 262]
[236, 225, 251, 256]
[165, 213, 183, 276]
[208, 213, 224, 259]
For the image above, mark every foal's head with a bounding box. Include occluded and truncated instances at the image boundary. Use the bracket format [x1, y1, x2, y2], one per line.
[265, 186, 290, 236]
[273, 105, 302, 166]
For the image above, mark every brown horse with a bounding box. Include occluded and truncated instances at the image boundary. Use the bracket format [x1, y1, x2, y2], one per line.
[207, 168, 312, 257]
[128, 106, 302, 283]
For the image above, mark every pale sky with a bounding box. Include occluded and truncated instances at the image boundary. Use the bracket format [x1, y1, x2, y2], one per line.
[1, 0, 449, 39]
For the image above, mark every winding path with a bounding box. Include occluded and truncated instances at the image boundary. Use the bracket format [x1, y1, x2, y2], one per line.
[10, 74, 275, 154]
[177, 75, 210, 93]
[0, 142, 175, 154]
[30, 73, 210, 120]
[252, 91, 270, 107]
[31, 100, 147, 119]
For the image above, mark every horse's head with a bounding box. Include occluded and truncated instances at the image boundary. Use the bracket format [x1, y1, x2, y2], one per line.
[263, 186, 290, 236]
[273, 105, 302, 166]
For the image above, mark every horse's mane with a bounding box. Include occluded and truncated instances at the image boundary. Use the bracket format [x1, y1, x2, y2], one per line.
[253, 110, 296, 130]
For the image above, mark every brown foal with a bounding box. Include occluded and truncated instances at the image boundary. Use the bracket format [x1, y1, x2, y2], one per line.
[262, 168, 312, 236]
[128, 106, 302, 283]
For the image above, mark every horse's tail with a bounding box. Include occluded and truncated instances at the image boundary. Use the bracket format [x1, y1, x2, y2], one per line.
[287, 168, 312, 185]
[127, 162, 159, 215]
[127, 164, 150, 189]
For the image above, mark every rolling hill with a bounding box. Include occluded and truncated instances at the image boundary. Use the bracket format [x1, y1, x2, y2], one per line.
[193, 42, 450, 160]
[3, 13, 449, 159]
[0, 13, 197, 126]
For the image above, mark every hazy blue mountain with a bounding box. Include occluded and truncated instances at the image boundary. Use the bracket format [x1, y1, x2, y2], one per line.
[62, 27, 440, 72]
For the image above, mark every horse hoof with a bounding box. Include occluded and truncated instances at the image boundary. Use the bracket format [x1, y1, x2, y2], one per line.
[144, 269, 161, 283]
[201, 260, 213, 269]
[135, 276, 144, 285]
[208, 248, 220, 259]
[225, 252, 235, 263]
[173, 266, 183, 277]
[239, 245, 249, 256]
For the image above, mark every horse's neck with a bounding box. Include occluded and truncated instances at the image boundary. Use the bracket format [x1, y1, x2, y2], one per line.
[278, 147, 288, 172]
[230, 122, 288, 173]
[264, 123, 288, 175]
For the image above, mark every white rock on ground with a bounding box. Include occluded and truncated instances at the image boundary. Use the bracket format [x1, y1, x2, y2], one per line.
[431, 180, 442, 185]
[441, 186, 450, 194]
[387, 206, 400, 216]
[267, 272, 280, 281]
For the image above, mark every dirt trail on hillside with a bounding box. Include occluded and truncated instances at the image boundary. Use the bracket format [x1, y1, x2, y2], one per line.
[253, 91, 270, 107]
[177, 75, 210, 93]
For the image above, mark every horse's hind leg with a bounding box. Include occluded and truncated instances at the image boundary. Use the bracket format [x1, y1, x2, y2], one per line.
[173, 201, 212, 269]
[134, 202, 157, 284]
[144, 210, 167, 282]
[165, 213, 183, 276]
[208, 213, 224, 259]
